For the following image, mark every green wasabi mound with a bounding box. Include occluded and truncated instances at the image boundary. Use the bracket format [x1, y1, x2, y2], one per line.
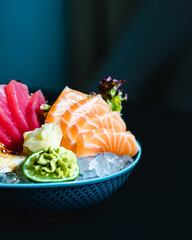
[23, 147, 79, 182]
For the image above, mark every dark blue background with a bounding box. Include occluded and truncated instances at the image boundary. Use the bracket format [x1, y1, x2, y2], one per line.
[0, 0, 192, 111]
[0, 0, 68, 93]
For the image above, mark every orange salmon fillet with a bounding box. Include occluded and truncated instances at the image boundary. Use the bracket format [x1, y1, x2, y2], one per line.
[45, 86, 139, 158]
[61, 111, 126, 152]
[76, 129, 140, 157]
[46, 86, 87, 123]
[60, 95, 111, 137]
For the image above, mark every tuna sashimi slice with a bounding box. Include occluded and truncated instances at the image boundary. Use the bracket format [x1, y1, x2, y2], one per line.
[46, 86, 87, 123]
[0, 85, 23, 147]
[6, 80, 30, 133]
[0, 125, 14, 150]
[76, 129, 140, 158]
[27, 90, 46, 130]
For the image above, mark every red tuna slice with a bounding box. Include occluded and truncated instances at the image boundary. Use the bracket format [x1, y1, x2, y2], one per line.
[27, 90, 46, 130]
[0, 125, 14, 150]
[0, 85, 23, 147]
[6, 80, 30, 133]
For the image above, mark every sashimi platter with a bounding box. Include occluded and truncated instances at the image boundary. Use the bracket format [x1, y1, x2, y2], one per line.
[0, 76, 141, 218]
[0, 76, 141, 184]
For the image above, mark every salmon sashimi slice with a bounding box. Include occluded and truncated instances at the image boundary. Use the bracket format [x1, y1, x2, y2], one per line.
[46, 86, 87, 123]
[60, 95, 111, 137]
[27, 90, 46, 130]
[6, 80, 30, 133]
[76, 129, 140, 157]
[0, 85, 23, 148]
[61, 111, 126, 152]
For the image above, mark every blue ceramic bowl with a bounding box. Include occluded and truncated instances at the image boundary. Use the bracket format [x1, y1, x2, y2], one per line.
[0, 143, 141, 221]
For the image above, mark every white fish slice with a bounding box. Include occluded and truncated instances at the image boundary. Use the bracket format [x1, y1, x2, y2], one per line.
[0, 143, 26, 173]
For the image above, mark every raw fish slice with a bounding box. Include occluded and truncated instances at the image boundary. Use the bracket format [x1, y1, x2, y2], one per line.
[61, 111, 126, 152]
[0, 85, 23, 146]
[60, 95, 111, 137]
[46, 86, 87, 123]
[0, 125, 13, 150]
[71, 111, 126, 139]
[0, 143, 26, 173]
[6, 80, 30, 133]
[0, 85, 9, 106]
[81, 112, 126, 131]
[27, 90, 46, 130]
[76, 129, 140, 157]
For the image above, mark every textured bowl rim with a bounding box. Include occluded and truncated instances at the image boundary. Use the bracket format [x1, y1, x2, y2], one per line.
[0, 141, 141, 189]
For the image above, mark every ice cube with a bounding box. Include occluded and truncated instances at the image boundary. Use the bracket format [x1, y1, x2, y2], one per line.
[104, 152, 118, 159]
[15, 165, 32, 183]
[76, 173, 84, 181]
[0, 173, 6, 183]
[77, 157, 90, 174]
[107, 162, 121, 174]
[89, 154, 112, 177]
[104, 152, 119, 165]
[77, 153, 135, 180]
[6, 172, 20, 184]
[83, 169, 98, 179]
[119, 155, 134, 169]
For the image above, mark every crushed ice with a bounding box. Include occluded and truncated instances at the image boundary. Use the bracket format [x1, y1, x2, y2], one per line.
[0, 165, 33, 184]
[0, 172, 21, 184]
[0, 153, 134, 183]
[76, 152, 134, 181]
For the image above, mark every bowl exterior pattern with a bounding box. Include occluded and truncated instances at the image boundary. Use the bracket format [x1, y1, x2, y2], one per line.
[0, 168, 134, 220]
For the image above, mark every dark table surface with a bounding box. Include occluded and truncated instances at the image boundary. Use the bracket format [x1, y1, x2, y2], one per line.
[0, 102, 191, 240]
